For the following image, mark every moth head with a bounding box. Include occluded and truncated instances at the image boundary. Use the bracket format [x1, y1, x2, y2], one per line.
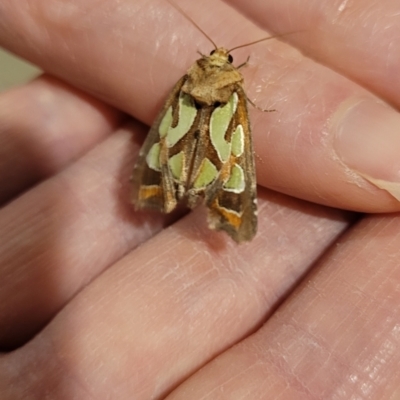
[209, 48, 233, 66]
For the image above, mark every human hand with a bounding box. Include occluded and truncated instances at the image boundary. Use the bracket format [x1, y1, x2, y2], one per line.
[1, 0, 400, 398]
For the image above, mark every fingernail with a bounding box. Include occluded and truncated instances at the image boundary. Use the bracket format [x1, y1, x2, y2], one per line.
[332, 97, 400, 201]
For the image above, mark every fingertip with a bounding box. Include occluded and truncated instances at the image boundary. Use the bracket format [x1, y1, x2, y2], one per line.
[332, 97, 400, 206]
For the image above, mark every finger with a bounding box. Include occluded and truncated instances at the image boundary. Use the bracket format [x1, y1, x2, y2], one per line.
[0, 123, 176, 350]
[228, 0, 400, 210]
[167, 214, 400, 399]
[229, 0, 400, 108]
[0, 0, 192, 120]
[0, 75, 124, 204]
[1, 0, 398, 213]
[0, 195, 352, 398]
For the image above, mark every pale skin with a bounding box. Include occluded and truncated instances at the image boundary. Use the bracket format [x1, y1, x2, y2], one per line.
[1, 0, 400, 398]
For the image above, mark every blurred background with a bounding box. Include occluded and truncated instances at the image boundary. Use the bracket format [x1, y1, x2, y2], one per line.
[0, 48, 41, 92]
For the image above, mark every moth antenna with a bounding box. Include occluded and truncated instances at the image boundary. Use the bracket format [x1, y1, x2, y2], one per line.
[166, 0, 218, 50]
[228, 32, 299, 52]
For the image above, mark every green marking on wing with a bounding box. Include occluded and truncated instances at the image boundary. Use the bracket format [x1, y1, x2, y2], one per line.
[231, 124, 244, 157]
[166, 93, 197, 147]
[224, 163, 245, 193]
[210, 92, 238, 163]
[159, 107, 173, 138]
[168, 151, 184, 180]
[146, 143, 161, 171]
[194, 158, 218, 188]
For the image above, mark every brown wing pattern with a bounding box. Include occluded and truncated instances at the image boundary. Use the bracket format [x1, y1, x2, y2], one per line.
[206, 87, 257, 242]
[131, 76, 187, 213]
[132, 80, 257, 242]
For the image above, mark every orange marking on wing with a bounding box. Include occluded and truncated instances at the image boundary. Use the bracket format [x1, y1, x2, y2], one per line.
[139, 185, 163, 200]
[212, 200, 242, 229]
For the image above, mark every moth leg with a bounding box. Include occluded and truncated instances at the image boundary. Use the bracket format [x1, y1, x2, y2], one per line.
[246, 96, 276, 113]
[237, 56, 250, 69]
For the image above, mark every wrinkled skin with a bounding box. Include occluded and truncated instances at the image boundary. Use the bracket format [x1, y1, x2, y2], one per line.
[1, 0, 400, 399]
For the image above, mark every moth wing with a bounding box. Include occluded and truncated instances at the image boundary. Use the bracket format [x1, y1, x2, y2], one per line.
[131, 76, 187, 213]
[206, 87, 257, 242]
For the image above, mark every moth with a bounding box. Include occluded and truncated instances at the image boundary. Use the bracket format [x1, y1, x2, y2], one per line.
[131, 4, 277, 243]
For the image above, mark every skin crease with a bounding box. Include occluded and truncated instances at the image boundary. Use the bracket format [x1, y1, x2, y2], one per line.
[0, 0, 400, 399]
